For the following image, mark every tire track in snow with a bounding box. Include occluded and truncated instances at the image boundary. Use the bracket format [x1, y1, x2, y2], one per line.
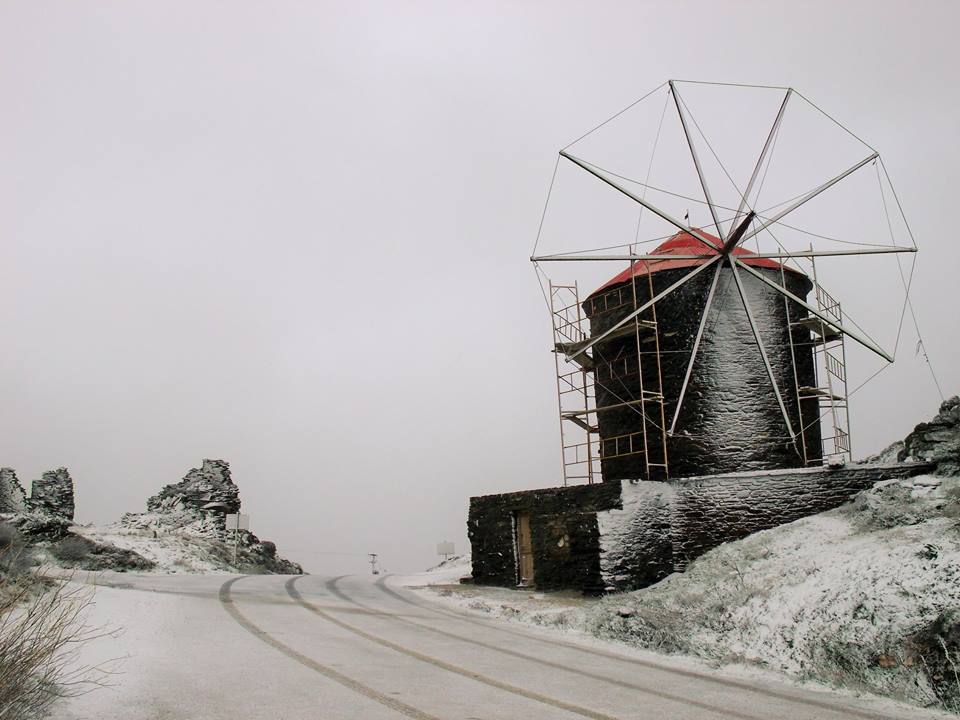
[372, 575, 911, 720]
[323, 575, 762, 720]
[218, 576, 441, 720]
[285, 576, 622, 720]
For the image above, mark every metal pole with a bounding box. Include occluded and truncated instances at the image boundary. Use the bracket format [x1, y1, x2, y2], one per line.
[740, 152, 880, 244]
[532, 253, 712, 262]
[669, 80, 724, 238]
[732, 257, 893, 362]
[559, 150, 718, 252]
[232, 519, 239, 566]
[728, 88, 792, 238]
[566, 255, 722, 361]
[669, 262, 722, 434]
[531, 246, 916, 262]
[728, 259, 800, 453]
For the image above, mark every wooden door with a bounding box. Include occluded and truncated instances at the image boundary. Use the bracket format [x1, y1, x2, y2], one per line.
[516, 514, 535, 586]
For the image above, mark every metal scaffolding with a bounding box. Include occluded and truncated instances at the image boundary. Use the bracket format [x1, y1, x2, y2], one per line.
[549, 266, 668, 486]
[532, 80, 921, 483]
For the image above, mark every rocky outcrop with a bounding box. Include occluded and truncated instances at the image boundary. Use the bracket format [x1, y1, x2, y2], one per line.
[29, 468, 75, 520]
[146, 459, 240, 515]
[1, 458, 302, 574]
[899, 396, 960, 475]
[122, 459, 240, 540]
[0, 468, 27, 513]
[119, 458, 302, 574]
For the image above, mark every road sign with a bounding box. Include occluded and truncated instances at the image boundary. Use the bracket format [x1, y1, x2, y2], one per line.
[225, 513, 249, 532]
[436, 541, 455, 557]
[225, 513, 250, 565]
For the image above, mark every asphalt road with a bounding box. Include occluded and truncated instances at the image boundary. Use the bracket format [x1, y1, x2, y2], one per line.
[50, 573, 952, 720]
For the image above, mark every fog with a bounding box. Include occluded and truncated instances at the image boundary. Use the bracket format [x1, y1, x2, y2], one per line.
[1, 1, 957, 575]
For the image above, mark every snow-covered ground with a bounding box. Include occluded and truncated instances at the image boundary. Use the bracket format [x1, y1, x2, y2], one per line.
[404, 473, 960, 713]
[68, 522, 235, 573]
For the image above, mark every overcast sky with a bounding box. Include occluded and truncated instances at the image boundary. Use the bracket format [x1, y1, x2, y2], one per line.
[2, 1, 957, 574]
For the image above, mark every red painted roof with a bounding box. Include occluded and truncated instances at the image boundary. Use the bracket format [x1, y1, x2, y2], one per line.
[590, 229, 805, 296]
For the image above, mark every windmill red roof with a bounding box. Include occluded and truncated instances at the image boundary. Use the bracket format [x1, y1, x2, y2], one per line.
[590, 229, 805, 296]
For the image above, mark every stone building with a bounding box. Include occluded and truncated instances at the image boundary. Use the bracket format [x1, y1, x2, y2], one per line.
[469, 234, 930, 592]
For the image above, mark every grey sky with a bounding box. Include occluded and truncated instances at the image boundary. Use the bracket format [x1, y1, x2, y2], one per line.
[2, 1, 957, 574]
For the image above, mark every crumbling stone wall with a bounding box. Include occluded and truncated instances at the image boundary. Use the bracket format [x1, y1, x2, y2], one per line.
[468, 483, 620, 593]
[0, 468, 27, 513]
[29, 467, 75, 520]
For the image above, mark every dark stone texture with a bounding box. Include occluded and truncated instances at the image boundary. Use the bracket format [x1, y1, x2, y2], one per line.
[29, 468, 75, 520]
[0, 468, 27, 513]
[3, 511, 72, 541]
[898, 396, 960, 475]
[146, 459, 240, 515]
[595, 481, 674, 589]
[469, 462, 934, 593]
[468, 483, 621, 593]
[583, 264, 821, 481]
[666, 462, 933, 570]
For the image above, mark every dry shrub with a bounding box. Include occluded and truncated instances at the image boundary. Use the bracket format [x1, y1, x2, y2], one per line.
[50, 536, 93, 563]
[0, 554, 117, 719]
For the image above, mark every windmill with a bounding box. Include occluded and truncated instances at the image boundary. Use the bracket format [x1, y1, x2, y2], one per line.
[531, 80, 921, 485]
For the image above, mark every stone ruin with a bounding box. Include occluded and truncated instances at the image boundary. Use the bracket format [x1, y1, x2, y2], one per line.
[123, 458, 242, 539]
[1, 459, 302, 574]
[29, 468, 75, 519]
[0, 467, 74, 519]
[0, 468, 27, 514]
[0, 467, 75, 540]
[121, 458, 302, 573]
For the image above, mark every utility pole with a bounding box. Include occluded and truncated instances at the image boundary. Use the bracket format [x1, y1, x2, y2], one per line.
[368, 553, 379, 575]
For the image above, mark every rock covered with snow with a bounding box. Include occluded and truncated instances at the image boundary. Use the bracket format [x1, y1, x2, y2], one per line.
[899, 395, 960, 475]
[112, 458, 302, 574]
[120, 459, 240, 539]
[0, 467, 76, 541]
[28, 467, 75, 520]
[146, 459, 240, 515]
[0, 468, 27, 513]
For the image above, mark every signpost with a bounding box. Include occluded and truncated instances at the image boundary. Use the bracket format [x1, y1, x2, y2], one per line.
[224, 513, 250, 566]
[436, 541, 455, 561]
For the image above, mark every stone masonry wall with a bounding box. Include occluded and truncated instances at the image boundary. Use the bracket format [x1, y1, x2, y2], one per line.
[667, 462, 933, 571]
[470, 461, 934, 593]
[29, 467, 75, 520]
[468, 483, 621, 593]
[0, 468, 27, 513]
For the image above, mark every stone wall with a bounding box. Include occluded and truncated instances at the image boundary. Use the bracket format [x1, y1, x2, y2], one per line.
[468, 482, 621, 593]
[29, 467, 75, 520]
[0, 468, 27, 513]
[470, 461, 934, 593]
[584, 264, 821, 481]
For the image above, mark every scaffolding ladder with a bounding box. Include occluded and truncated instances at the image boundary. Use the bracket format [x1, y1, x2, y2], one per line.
[549, 272, 669, 485]
[789, 255, 851, 465]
